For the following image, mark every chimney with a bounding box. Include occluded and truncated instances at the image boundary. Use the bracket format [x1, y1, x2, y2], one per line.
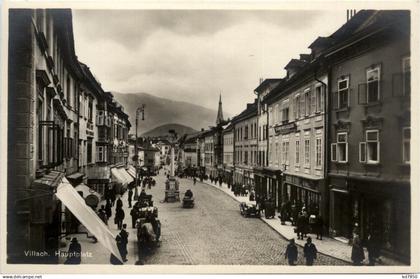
[347, 9, 357, 21]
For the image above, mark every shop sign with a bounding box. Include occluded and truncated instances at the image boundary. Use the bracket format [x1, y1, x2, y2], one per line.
[274, 122, 297, 135]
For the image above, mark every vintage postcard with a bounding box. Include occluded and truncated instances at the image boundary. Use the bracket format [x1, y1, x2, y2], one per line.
[0, 0, 419, 275]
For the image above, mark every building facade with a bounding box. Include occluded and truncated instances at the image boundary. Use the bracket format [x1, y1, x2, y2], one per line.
[325, 10, 410, 261]
[253, 79, 283, 204]
[232, 101, 258, 188]
[222, 123, 234, 185]
[8, 9, 85, 263]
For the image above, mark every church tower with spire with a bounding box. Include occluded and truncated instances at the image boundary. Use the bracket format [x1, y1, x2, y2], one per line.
[216, 93, 224, 125]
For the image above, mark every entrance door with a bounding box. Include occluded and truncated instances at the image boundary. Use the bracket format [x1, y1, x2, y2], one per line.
[334, 192, 351, 238]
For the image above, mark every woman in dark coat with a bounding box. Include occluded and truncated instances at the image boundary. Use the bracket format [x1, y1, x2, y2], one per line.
[303, 237, 318, 266]
[105, 200, 112, 220]
[367, 232, 381, 266]
[115, 207, 125, 230]
[285, 238, 298, 266]
[351, 234, 365, 265]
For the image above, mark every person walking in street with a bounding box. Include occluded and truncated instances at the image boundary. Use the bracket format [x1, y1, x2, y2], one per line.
[296, 212, 305, 240]
[315, 214, 324, 240]
[285, 238, 298, 266]
[115, 207, 125, 230]
[110, 235, 124, 265]
[116, 197, 123, 209]
[119, 224, 129, 262]
[367, 232, 381, 266]
[128, 188, 133, 208]
[130, 206, 139, 229]
[303, 237, 318, 266]
[193, 176, 197, 185]
[98, 205, 108, 225]
[351, 233, 365, 266]
[105, 200, 112, 220]
[64, 237, 81, 265]
[110, 186, 116, 207]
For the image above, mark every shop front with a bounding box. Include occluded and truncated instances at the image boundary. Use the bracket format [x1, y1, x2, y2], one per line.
[282, 174, 324, 216]
[329, 175, 410, 262]
[254, 166, 282, 208]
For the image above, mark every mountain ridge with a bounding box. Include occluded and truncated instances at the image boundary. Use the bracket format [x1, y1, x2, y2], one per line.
[111, 92, 219, 134]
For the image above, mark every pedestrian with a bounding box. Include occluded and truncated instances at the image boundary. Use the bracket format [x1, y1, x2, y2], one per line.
[98, 205, 108, 225]
[110, 186, 116, 207]
[315, 214, 324, 240]
[303, 237, 318, 266]
[367, 232, 381, 266]
[119, 224, 129, 262]
[285, 238, 298, 266]
[296, 212, 306, 240]
[130, 206, 139, 229]
[193, 177, 197, 185]
[128, 188, 133, 208]
[105, 200, 112, 220]
[302, 210, 309, 238]
[64, 237, 81, 265]
[351, 233, 365, 266]
[116, 197, 123, 209]
[115, 207, 125, 230]
[110, 235, 124, 265]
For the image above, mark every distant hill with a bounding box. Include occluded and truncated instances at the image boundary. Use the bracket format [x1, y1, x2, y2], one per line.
[112, 92, 218, 134]
[141, 123, 197, 138]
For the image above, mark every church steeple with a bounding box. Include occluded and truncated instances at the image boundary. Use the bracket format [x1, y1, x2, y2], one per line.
[216, 93, 224, 125]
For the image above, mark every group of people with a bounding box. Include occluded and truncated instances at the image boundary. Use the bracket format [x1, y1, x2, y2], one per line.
[351, 229, 382, 266]
[285, 237, 318, 266]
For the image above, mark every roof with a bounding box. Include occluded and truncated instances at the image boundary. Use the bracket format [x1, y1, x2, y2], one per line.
[308, 36, 334, 49]
[254, 78, 283, 94]
[231, 100, 258, 124]
[284, 59, 307, 70]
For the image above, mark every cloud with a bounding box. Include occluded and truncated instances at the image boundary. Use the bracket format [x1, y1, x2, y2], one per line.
[73, 9, 346, 115]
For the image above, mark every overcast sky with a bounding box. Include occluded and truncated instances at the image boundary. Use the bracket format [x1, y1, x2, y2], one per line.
[73, 10, 346, 116]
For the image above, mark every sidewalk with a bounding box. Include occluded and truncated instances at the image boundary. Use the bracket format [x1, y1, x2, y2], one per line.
[202, 179, 405, 266]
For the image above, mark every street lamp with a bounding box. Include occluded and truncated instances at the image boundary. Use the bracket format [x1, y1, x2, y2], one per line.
[134, 104, 145, 200]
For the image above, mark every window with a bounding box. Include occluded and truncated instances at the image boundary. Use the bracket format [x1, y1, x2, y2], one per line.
[275, 142, 279, 166]
[97, 146, 104, 162]
[402, 57, 411, 96]
[315, 137, 322, 168]
[282, 140, 289, 165]
[97, 110, 104, 125]
[367, 67, 380, 103]
[402, 127, 410, 164]
[304, 90, 310, 116]
[295, 140, 300, 165]
[66, 76, 71, 107]
[338, 78, 349, 109]
[365, 130, 380, 163]
[304, 139, 310, 166]
[294, 95, 300, 119]
[269, 107, 273, 126]
[331, 143, 337, 162]
[244, 126, 248, 140]
[332, 132, 348, 163]
[88, 98, 93, 121]
[87, 139, 93, 164]
[359, 142, 366, 163]
[274, 105, 279, 124]
[315, 85, 325, 112]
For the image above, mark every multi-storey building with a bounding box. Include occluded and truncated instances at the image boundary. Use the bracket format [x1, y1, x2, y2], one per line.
[180, 133, 199, 169]
[8, 9, 86, 263]
[204, 130, 216, 178]
[8, 9, 133, 263]
[265, 53, 328, 214]
[222, 123, 234, 185]
[324, 10, 410, 261]
[232, 101, 258, 188]
[253, 79, 283, 202]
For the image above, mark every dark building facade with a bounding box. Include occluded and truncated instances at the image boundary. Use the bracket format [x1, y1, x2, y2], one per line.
[325, 10, 411, 261]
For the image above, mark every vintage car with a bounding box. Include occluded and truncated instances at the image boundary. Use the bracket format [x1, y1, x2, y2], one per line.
[182, 196, 195, 208]
[239, 202, 260, 218]
[136, 213, 161, 252]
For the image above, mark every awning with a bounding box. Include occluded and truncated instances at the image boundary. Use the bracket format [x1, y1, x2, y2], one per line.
[127, 165, 136, 178]
[120, 168, 134, 185]
[56, 178, 123, 262]
[111, 167, 127, 186]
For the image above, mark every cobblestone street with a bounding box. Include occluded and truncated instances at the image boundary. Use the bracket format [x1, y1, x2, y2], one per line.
[131, 171, 348, 265]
